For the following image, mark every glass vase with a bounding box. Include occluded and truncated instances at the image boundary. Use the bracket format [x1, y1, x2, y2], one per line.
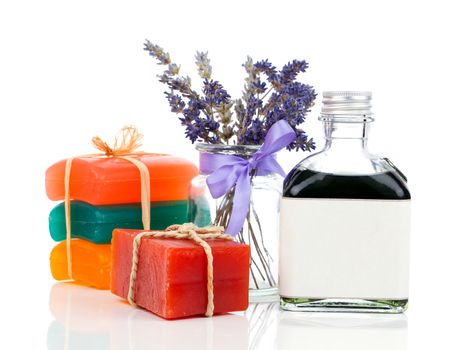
[189, 143, 282, 302]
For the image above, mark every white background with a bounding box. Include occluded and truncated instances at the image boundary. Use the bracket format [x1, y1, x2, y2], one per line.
[0, 0, 453, 349]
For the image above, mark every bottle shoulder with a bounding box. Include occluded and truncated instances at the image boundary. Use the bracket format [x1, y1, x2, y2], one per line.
[297, 149, 394, 176]
[283, 167, 410, 200]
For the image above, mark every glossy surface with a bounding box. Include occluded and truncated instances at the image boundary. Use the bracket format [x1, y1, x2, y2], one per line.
[49, 200, 189, 244]
[45, 154, 198, 205]
[284, 168, 410, 199]
[50, 240, 111, 289]
[111, 229, 250, 319]
[46, 283, 410, 350]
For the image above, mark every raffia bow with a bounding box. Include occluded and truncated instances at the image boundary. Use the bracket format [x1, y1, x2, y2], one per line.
[127, 223, 233, 317]
[91, 126, 143, 156]
[64, 126, 151, 280]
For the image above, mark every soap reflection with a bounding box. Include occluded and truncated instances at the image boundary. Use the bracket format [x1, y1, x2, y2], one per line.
[47, 283, 249, 350]
[48, 284, 408, 350]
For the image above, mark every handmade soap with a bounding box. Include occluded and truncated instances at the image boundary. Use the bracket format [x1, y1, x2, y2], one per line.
[111, 229, 250, 319]
[50, 240, 111, 289]
[49, 200, 189, 244]
[45, 154, 198, 205]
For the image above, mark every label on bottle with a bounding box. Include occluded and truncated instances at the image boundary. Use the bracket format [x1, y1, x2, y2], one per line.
[279, 198, 410, 299]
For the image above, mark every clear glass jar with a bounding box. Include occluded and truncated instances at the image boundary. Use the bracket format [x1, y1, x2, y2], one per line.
[189, 143, 283, 301]
[279, 91, 411, 313]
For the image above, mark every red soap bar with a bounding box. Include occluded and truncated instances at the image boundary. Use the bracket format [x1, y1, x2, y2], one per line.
[111, 229, 250, 319]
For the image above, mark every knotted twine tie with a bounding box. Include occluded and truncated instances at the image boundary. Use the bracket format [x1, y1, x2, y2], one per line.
[64, 126, 151, 279]
[127, 223, 233, 317]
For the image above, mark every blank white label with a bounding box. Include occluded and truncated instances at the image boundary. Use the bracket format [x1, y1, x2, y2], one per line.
[279, 198, 410, 299]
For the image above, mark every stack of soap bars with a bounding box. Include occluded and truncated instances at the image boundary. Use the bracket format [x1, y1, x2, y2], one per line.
[45, 154, 198, 289]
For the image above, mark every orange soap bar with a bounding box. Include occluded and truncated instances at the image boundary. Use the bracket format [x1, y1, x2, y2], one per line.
[111, 229, 250, 319]
[50, 240, 111, 289]
[45, 154, 198, 205]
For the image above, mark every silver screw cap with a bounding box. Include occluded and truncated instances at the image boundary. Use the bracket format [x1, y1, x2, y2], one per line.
[321, 91, 373, 117]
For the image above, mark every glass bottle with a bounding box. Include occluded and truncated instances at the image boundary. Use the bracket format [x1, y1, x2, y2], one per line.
[279, 91, 411, 313]
[189, 144, 283, 301]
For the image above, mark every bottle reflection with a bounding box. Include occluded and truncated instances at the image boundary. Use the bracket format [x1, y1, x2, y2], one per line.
[244, 302, 408, 350]
[47, 283, 249, 350]
[277, 311, 408, 350]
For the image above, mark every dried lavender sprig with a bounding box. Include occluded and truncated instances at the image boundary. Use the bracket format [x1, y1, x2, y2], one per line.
[195, 51, 212, 80]
[144, 39, 316, 150]
[237, 59, 317, 148]
[194, 51, 235, 143]
[144, 40, 221, 144]
[279, 59, 309, 85]
[202, 78, 235, 143]
[243, 56, 257, 99]
[215, 101, 235, 143]
[144, 40, 171, 65]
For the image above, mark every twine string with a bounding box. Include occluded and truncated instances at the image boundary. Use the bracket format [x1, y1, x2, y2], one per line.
[91, 126, 143, 156]
[127, 223, 233, 317]
[64, 158, 74, 279]
[63, 126, 151, 279]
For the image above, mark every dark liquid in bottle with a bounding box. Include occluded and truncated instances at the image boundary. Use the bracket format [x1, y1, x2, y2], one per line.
[283, 168, 410, 200]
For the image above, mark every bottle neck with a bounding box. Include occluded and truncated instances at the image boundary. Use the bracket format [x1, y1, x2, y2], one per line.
[323, 120, 370, 153]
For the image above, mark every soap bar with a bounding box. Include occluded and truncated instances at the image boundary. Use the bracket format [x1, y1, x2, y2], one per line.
[188, 197, 212, 228]
[111, 229, 250, 319]
[50, 240, 111, 289]
[45, 154, 198, 205]
[49, 200, 189, 244]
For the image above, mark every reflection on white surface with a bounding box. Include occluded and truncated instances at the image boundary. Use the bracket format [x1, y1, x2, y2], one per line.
[277, 311, 408, 350]
[246, 302, 279, 349]
[48, 283, 249, 350]
[48, 283, 408, 350]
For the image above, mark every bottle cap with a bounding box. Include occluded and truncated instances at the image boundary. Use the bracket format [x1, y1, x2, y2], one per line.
[321, 91, 373, 120]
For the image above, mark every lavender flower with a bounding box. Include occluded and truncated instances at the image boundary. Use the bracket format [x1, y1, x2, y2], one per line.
[202, 79, 231, 106]
[164, 63, 180, 76]
[145, 39, 317, 151]
[234, 99, 246, 121]
[252, 79, 267, 94]
[279, 60, 308, 84]
[254, 60, 280, 88]
[242, 118, 266, 145]
[237, 95, 262, 144]
[243, 56, 258, 97]
[216, 101, 234, 142]
[289, 129, 316, 152]
[180, 99, 220, 143]
[165, 92, 185, 113]
[144, 40, 170, 65]
[195, 51, 212, 79]
[254, 60, 277, 79]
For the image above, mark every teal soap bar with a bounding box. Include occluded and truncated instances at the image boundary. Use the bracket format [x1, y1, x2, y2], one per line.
[189, 197, 212, 228]
[49, 200, 189, 244]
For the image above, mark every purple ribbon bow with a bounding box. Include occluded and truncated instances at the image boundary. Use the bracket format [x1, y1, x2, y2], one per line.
[205, 120, 296, 237]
